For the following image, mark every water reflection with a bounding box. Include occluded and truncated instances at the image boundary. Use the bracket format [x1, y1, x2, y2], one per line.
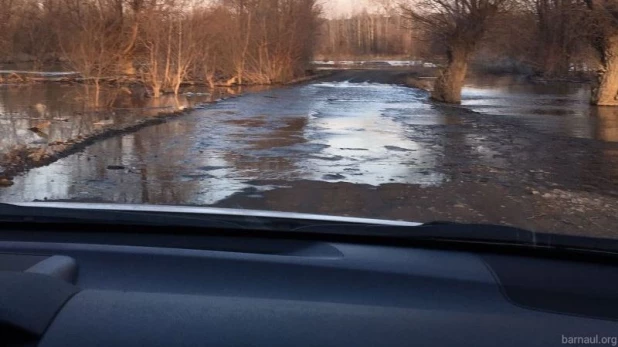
[0, 84, 232, 157]
[462, 76, 618, 187]
[462, 75, 605, 140]
[304, 83, 445, 184]
[0, 81, 450, 203]
[591, 107, 618, 181]
[1, 78, 618, 205]
[593, 107, 618, 143]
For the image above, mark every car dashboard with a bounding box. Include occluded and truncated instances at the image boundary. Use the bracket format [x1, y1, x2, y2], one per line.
[1, 224, 617, 347]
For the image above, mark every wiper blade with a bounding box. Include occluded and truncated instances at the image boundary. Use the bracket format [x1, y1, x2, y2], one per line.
[406, 222, 617, 251]
[2, 203, 617, 256]
[295, 221, 618, 255]
[0, 202, 422, 232]
[0, 203, 249, 230]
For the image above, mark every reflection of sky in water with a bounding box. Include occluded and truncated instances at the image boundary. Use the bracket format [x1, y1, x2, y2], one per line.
[1, 81, 448, 204]
[2, 78, 617, 205]
[461, 77, 618, 142]
[188, 81, 447, 187]
[0, 84, 222, 153]
[301, 82, 444, 185]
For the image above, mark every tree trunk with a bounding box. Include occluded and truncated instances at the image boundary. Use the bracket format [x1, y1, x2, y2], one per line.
[94, 80, 101, 107]
[541, 43, 570, 77]
[591, 106, 618, 142]
[173, 79, 181, 96]
[431, 46, 470, 104]
[205, 73, 215, 89]
[591, 36, 618, 106]
[120, 5, 141, 76]
[121, 59, 136, 76]
[152, 84, 161, 98]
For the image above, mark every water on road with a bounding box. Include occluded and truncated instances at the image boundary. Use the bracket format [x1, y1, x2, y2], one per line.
[1, 73, 617, 223]
[0, 81, 449, 203]
[463, 75, 618, 142]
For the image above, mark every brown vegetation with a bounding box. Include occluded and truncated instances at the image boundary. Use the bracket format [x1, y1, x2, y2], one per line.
[0, 0, 321, 99]
[398, 0, 618, 105]
[401, 0, 511, 103]
[585, 0, 618, 105]
[2, 0, 618, 106]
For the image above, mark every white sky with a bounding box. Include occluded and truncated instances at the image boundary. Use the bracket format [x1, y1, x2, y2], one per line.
[322, 0, 377, 17]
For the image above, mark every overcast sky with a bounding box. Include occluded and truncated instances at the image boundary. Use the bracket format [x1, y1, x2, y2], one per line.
[323, 0, 376, 17]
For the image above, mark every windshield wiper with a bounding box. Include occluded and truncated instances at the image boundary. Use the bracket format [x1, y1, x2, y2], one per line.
[292, 221, 618, 256]
[0, 202, 428, 233]
[1, 203, 617, 256]
[0, 203, 249, 230]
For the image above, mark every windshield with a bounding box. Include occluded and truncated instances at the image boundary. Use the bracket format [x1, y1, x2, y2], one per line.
[0, 0, 616, 244]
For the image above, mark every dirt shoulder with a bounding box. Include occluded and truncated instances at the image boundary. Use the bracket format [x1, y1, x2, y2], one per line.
[212, 179, 618, 238]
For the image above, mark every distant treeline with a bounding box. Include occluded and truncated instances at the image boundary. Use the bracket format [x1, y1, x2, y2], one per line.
[315, 13, 416, 59]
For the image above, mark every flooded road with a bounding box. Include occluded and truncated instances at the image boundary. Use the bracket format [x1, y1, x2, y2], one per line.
[1, 71, 618, 237]
[0, 80, 448, 203]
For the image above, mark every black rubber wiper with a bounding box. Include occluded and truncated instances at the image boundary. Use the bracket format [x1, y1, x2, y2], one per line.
[0, 203, 421, 232]
[294, 221, 618, 256]
[0, 203, 249, 230]
[1, 203, 617, 256]
[402, 222, 618, 253]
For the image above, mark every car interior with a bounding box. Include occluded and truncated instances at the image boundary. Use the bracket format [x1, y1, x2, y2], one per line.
[1, 204, 617, 347]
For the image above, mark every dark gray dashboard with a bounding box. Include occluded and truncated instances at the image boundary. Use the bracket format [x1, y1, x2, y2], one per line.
[0, 231, 617, 347]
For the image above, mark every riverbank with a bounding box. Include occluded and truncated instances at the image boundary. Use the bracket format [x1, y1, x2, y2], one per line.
[0, 69, 334, 87]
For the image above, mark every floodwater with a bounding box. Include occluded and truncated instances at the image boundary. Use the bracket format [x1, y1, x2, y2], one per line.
[463, 75, 618, 142]
[0, 84, 232, 155]
[1, 73, 617, 206]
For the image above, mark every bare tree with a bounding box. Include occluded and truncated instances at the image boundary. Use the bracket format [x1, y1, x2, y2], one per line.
[585, 0, 618, 105]
[139, 3, 172, 98]
[170, 13, 201, 95]
[190, 7, 222, 89]
[56, 0, 126, 106]
[119, 0, 147, 75]
[1, 0, 321, 98]
[518, 0, 587, 77]
[402, 0, 511, 103]
[0, 0, 17, 59]
[316, 12, 415, 59]
[139, 1, 202, 98]
[245, 0, 320, 83]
